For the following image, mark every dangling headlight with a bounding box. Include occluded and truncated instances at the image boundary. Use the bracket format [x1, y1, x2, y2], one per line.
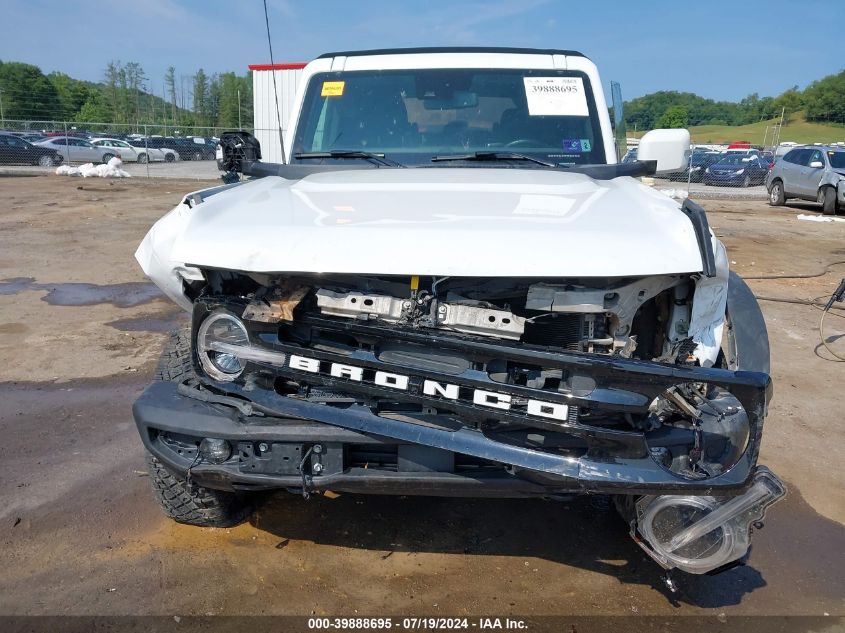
[196, 311, 249, 381]
[634, 467, 785, 574]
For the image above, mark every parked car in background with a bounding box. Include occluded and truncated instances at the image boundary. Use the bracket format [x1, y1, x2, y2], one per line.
[128, 139, 179, 162]
[35, 136, 120, 164]
[146, 136, 216, 161]
[766, 146, 845, 215]
[621, 147, 637, 163]
[9, 132, 47, 144]
[702, 153, 769, 187]
[91, 138, 145, 163]
[0, 133, 64, 166]
[667, 151, 721, 182]
[90, 138, 179, 163]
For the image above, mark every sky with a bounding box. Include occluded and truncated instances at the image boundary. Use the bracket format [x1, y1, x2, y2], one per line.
[2, 0, 843, 102]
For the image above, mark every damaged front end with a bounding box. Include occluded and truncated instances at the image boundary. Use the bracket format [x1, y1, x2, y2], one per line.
[133, 256, 784, 576]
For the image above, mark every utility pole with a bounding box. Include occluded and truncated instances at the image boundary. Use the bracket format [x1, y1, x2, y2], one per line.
[0, 88, 5, 128]
[237, 89, 241, 129]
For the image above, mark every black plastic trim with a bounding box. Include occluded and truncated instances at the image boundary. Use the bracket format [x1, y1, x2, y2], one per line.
[316, 47, 587, 60]
[680, 198, 717, 277]
[134, 380, 760, 495]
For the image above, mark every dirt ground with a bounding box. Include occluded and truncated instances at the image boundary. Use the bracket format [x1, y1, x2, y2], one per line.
[0, 175, 843, 625]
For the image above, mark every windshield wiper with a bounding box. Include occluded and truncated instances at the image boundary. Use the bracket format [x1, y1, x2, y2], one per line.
[293, 150, 404, 167]
[431, 151, 555, 168]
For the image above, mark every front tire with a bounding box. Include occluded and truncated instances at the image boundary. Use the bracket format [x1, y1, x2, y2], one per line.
[741, 174, 751, 188]
[37, 155, 54, 167]
[822, 187, 837, 216]
[146, 327, 252, 527]
[147, 453, 251, 527]
[165, 153, 175, 162]
[769, 180, 785, 206]
[137, 153, 148, 164]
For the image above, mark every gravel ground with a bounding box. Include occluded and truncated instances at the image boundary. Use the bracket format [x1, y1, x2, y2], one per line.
[0, 175, 842, 628]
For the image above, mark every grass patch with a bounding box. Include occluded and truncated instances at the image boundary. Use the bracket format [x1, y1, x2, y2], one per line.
[630, 112, 845, 145]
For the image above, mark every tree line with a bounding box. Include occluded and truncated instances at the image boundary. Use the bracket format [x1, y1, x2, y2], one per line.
[0, 60, 253, 131]
[2, 58, 843, 133]
[624, 68, 845, 130]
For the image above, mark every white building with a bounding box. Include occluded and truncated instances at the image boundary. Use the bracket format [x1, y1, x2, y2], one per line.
[249, 62, 306, 163]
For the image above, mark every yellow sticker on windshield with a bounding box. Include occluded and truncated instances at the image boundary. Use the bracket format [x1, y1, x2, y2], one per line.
[321, 81, 345, 97]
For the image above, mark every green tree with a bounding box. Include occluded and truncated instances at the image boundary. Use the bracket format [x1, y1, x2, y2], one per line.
[803, 70, 845, 124]
[193, 68, 209, 127]
[656, 105, 689, 128]
[165, 66, 178, 125]
[772, 87, 803, 121]
[75, 91, 113, 122]
[47, 72, 93, 120]
[0, 61, 62, 120]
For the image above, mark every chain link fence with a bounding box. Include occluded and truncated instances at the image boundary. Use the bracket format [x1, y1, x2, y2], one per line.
[1, 117, 834, 201]
[0, 119, 253, 180]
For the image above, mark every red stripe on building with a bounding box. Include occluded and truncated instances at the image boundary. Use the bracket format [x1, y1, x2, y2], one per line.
[248, 63, 307, 71]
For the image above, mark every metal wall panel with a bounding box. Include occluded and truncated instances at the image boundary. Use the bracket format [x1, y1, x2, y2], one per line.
[252, 68, 304, 163]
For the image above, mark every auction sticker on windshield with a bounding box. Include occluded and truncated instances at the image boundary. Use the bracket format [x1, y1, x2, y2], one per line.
[524, 77, 588, 116]
[321, 81, 345, 97]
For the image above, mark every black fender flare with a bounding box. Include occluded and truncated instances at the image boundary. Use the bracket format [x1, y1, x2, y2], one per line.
[725, 272, 770, 374]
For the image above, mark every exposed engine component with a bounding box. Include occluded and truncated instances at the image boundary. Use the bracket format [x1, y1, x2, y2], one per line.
[434, 302, 525, 339]
[316, 289, 404, 322]
[526, 276, 684, 350]
[523, 313, 608, 351]
[315, 288, 526, 340]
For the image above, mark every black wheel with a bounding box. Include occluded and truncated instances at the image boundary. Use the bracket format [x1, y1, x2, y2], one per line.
[137, 153, 148, 164]
[37, 155, 54, 167]
[165, 152, 175, 162]
[101, 153, 115, 164]
[822, 187, 837, 216]
[769, 180, 785, 206]
[741, 174, 751, 188]
[145, 327, 252, 527]
[192, 151, 203, 161]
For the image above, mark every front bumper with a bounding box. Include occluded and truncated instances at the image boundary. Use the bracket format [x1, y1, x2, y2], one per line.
[135, 357, 770, 498]
[703, 173, 747, 186]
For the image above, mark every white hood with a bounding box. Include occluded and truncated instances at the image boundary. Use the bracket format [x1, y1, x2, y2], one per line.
[138, 168, 703, 288]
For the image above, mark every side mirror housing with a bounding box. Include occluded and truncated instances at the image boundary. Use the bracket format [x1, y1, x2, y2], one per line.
[637, 128, 691, 173]
[810, 161, 824, 169]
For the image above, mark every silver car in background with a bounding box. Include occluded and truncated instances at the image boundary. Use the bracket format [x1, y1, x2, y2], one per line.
[766, 145, 845, 215]
[35, 137, 119, 164]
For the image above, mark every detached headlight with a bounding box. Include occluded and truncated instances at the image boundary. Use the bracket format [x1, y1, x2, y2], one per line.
[197, 311, 249, 381]
[691, 166, 701, 171]
[634, 468, 785, 574]
[704, 167, 711, 173]
[735, 169, 745, 174]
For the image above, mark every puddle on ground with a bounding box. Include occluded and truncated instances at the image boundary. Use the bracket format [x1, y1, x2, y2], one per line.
[0, 277, 162, 307]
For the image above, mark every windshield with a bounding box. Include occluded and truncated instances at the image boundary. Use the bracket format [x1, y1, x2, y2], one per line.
[828, 151, 845, 169]
[291, 68, 605, 167]
[717, 155, 758, 166]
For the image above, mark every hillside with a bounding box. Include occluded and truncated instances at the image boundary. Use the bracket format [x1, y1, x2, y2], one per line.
[689, 113, 845, 145]
[628, 113, 845, 145]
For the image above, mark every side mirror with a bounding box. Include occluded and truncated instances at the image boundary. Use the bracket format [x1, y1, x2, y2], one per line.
[637, 128, 691, 173]
[810, 161, 824, 169]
